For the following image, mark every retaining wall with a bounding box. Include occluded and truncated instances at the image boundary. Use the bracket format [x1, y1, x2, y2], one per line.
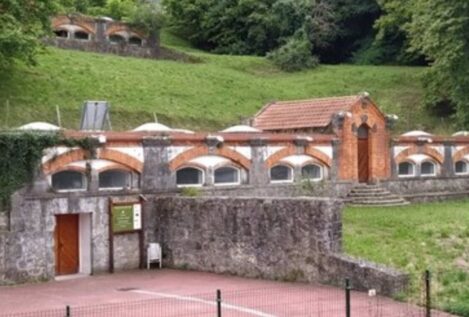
[152, 196, 408, 295]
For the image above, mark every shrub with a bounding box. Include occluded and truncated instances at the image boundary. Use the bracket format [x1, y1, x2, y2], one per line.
[267, 36, 318, 72]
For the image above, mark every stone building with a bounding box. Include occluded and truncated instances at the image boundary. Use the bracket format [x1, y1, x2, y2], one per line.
[1, 93, 469, 292]
[48, 15, 160, 58]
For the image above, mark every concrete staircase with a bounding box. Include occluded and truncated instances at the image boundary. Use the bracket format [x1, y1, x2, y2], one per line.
[346, 184, 409, 207]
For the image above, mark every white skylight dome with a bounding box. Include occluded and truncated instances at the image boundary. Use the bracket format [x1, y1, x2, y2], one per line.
[401, 130, 433, 137]
[17, 122, 61, 131]
[132, 122, 172, 132]
[172, 128, 195, 134]
[221, 125, 261, 133]
[453, 131, 469, 137]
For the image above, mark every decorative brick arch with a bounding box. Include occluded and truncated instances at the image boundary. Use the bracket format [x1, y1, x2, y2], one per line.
[266, 145, 332, 168]
[43, 149, 87, 175]
[97, 149, 143, 173]
[304, 147, 333, 167]
[265, 145, 296, 168]
[53, 23, 96, 35]
[43, 148, 143, 175]
[453, 147, 469, 162]
[169, 145, 251, 171]
[394, 146, 444, 164]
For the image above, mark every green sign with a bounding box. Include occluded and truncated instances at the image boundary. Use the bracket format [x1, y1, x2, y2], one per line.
[112, 204, 141, 233]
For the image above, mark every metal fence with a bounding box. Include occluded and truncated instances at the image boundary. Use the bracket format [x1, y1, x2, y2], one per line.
[0, 270, 457, 317]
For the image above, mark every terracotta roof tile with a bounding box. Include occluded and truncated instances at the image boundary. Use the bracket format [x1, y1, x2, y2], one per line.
[253, 95, 360, 130]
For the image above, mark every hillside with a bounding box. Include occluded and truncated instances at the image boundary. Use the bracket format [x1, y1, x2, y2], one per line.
[0, 32, 449, 133]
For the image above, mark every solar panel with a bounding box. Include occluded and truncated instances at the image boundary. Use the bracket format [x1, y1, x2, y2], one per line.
[80, 101, 111, 131]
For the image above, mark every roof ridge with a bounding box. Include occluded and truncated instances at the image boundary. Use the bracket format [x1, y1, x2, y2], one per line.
[273, 95, 360, 105]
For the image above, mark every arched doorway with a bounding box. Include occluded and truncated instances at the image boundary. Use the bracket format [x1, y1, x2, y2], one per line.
[357, 124, 370, 183]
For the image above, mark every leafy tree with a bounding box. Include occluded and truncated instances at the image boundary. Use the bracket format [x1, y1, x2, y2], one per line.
[267, 31, 319, 72]
[163, 0, 312, 55]
[0, 0, 58, 68]
[407, 0, 469, 127]
[318, 0, 381, 64]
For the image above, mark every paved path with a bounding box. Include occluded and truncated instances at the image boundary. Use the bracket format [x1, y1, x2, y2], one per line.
[0, 269, 453, 317]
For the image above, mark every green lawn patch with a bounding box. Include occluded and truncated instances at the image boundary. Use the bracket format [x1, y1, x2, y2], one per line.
[344, 200, 469, 315]
[0, 31, 447, 132]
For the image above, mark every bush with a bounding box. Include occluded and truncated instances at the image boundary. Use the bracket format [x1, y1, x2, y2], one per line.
[267, 36, 318, 72]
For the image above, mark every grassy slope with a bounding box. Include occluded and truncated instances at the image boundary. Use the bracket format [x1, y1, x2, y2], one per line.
[0, 30, 446, 132]
[344, 201, 469, 315]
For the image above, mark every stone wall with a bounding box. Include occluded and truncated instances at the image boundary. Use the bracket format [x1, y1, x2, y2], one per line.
[382, 177, 469, 202]
[153, 196, 408, 295]
[45, 38, 198, 63]
[198, 182, 354, 199]
[0, 192, 142, 285]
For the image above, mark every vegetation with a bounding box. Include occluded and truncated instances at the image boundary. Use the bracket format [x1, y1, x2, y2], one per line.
[344, 200, 469, 316]
[0, 0, 57, 68]
[0, 46, 438, 133]
[267, 33, 319, 72]
[0, 132, 94, 212]
[375, 0, 469, 129]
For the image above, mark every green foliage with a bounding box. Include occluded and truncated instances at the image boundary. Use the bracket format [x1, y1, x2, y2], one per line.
[163, 0, 312, 55]
[0, 0, 58, 68]
[0, 132, 94, 211]
[180, 187, 201, 197]
[344, 200, 469, 313]
[267, 33, 318, 72]
[128, 1, 165, 38]
[407, 0, 469, 128]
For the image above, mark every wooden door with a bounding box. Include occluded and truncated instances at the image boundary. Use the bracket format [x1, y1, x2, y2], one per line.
[55, 214, 79, 275]
[357, 125, 370, 183]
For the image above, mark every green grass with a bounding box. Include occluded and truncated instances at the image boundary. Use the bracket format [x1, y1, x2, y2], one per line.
[344, 200, 469, 316]
[0, 30, 450, 132]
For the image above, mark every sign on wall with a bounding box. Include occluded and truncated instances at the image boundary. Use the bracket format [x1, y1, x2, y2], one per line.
[111, 203, 142, 233]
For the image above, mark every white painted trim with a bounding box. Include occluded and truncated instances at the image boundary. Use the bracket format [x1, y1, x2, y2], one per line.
[176, 166, 205, 187]
[397, 161, 416, 178]
[300, 163, 324, 182]
[420, 161, 437, 177]
[269, 165, 294, 183]
[213, 166, 241, 186]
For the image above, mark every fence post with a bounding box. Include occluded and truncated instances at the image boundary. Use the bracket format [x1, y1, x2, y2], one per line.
[217, 289, 222, 317]
[345, 278, 351, 317]
[65, 305, 71, 317]
[425, 270, 431, 317]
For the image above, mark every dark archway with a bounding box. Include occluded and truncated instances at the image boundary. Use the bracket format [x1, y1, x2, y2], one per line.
[357, 124, 370, 183]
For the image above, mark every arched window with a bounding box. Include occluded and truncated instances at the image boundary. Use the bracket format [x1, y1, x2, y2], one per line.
[455, 160, 468, 175]
[129, 36, 142, 46]
[398, 162, 415, 177]
[99, 170, 131, 189]
[109, 34, 125, 44]
[301, 164, 322, 181]
[52, 171, 86, 191]
[270, 165, 293, 183]
[421, 161, 436, 176]
[54, 30, 68, 38]
[176, 167, 203, 186]
[214, 166, 240, 185]
[74, 31, 90, 40]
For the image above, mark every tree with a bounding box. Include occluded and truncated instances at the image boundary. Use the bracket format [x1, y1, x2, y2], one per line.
[407, 0, 469, 126]
[0, 0, 58, 68]
[163, 0, 312, 55]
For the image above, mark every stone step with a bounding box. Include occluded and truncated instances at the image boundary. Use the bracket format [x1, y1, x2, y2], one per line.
[348, 201, 410, 207]
[348, 191, 394, 197]
[350, 198, 407, 205]
[346, 184, 409, 207]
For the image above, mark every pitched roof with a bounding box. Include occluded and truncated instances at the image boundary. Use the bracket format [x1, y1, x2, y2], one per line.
[253, 95, 361, 130]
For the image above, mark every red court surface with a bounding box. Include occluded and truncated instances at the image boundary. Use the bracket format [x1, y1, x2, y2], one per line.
[0, 269, 454, 317]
